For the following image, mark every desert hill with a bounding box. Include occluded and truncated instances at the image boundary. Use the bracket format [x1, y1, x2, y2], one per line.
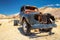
[0, 14, 7, 19]
[39, 7, 60, 18]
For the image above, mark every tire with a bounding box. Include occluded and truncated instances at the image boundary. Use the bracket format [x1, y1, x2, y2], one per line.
[22, 20, 31, 36]
[48, 28, 54, 35]
[39, 28, 52, 33]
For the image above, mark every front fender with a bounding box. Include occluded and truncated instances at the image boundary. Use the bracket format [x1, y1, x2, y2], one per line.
[22, 14, 40, 25]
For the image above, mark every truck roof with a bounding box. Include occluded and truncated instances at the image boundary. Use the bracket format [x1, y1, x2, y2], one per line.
[20, 5, 38, 12]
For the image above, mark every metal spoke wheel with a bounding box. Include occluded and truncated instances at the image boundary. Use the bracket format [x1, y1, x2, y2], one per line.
[22, 22, 27, 34]
[22, 20, 31, 36]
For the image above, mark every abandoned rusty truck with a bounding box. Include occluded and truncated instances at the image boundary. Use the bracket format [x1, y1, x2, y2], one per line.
[19, 5, 57, 36]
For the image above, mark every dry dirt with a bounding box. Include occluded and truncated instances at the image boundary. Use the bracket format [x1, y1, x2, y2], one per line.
[0, 19, 60, 40]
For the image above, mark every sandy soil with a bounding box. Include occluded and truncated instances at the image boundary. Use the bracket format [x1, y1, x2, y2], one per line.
[0, 19, 60, 40]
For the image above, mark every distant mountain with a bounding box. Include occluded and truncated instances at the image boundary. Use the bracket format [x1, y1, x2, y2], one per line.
[39, 7, 60, 18]
[0, 14, 7, 18]
[0, 13, 20, 19]
[9, 13, 20, 19]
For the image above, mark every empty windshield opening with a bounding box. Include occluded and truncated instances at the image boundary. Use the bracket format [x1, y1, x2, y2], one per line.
[26, 6, 37, 10]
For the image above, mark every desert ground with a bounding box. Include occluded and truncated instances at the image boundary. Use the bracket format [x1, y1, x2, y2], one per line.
[0, 19, 60, 40]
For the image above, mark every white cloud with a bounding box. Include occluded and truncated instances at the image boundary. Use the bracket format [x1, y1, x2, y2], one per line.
[9, 12, 20, 16]
[46, 4, 54, 6]
[13, 12, 20, 15]
[55, 4, 60, 6]
[43, 4, 60, 7]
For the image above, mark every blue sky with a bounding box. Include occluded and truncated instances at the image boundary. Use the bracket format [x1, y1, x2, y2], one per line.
[0, 0, 60, 15]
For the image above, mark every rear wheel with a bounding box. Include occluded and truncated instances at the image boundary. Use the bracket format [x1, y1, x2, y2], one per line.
[39, 28, 53, 34]
[48, 28, 54, 35]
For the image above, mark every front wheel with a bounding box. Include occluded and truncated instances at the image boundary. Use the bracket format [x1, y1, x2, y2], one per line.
[22, 20, 31, 36]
